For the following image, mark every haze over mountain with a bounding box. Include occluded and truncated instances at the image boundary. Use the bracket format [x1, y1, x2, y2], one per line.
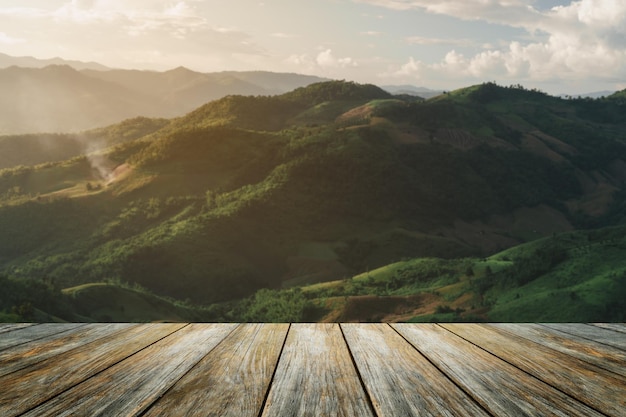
[0, 57, 327, 134]
[0, 80, 624, 322]
[0, 52, 111, 71]
[381, 85, 443, 99]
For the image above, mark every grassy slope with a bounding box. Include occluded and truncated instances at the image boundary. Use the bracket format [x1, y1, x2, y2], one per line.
[62, 283, 212, 322]
[248, 224, 625, 323]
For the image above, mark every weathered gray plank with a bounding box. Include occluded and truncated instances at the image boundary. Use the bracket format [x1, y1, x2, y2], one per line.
[261, 323, 375, 417]
[443, 323, 626, 416]
[0, 323, 86, 351]
[542, 323, 626, 351]
[590, 323, 626, 334]
[393, 323, 604, 417]
[144, 323, 288, 417]
[341, 323, 489, 417]
[0, 323, 185, 417]
[489, 323, 626, 378]
[0, 323, 135, 378]
[0, 323, 36, 334]
[21, 323, 238, 417]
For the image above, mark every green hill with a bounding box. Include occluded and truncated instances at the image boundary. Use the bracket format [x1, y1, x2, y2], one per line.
[222, 224, 626, 323]
[0, 81, 625, 321]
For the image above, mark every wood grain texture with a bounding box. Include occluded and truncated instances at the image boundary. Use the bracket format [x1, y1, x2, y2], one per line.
[1, 324, 622, 416]
[488, 323, 626, 378]
[0, 323, 135, 378]
[341, 323, 489, 417]
[542, 323, 626, 351]
[0, 323, 86, 351]
[144, 323, 288, 417]
[590, 323, 626, 334]
[443, 323, 626, 416]
[261, 323, 375, 417]
[0, 323, 185, 417]
[0, 323, 36, 335]
[393, 323, 604, 417]
[21, 323, 238, 417]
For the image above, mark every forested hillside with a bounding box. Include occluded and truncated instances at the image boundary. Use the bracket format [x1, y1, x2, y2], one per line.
[1, 81, 624, 322]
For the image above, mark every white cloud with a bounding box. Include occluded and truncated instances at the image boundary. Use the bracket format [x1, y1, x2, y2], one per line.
[0, 32, 25, 45]
[354, 0, 538, 26]
[361, 31, 382, 36]
[316, 49, 358, 68]
[392, 57, 422, 77]
[361, 0, 626, 85]
[0, 0, 266, 69]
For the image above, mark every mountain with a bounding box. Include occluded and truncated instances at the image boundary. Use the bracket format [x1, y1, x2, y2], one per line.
[0, 80, 625, 322]
[0, 52, 111, 71]
[381, 85, 443, 98]
[0, 117, 170, 170]
[0, 65, 158, 134]
[0, 65, 327, 134]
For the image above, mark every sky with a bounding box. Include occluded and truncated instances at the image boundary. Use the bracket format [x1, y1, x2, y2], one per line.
[0, 0, 625, 94]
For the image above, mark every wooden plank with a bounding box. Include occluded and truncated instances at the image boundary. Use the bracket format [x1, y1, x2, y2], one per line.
[542, 323, 626, 351]
[341, 323, 489, 417]
[591, 323, 626, 334]
[488, 323, 626, 378]
[260, 323, 375, 417]
[21, 323, 238, 417]
[0, 323, 185, 417]
[443, 323, 626, 416]
[0, 323, 36, 334]
[0, 323, 135, 378]
[143, 323, 288, 417]
[0, 323, 86, 351]
[393, 323, 605, 417]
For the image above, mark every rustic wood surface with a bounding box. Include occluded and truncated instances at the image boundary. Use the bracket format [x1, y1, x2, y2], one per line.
[341, 323, 490, 417]
[0, 323, 36, 335]
[488, 323, 626, 378]
[442, 323, 626, 416]
[393, 323, 606, 417]
[591, 323, 626, 334]
[542, 323, 626, 350]
[0, 323, 624, 417]
[0, 323, 86, 352]
[143, 323, 288, 417]
[261, 323, 375, 417]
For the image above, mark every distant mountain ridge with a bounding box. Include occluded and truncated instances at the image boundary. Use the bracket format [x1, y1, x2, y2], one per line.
[0, 53, 328, 134]
[382, 84, 443, 98]
[0, 52, 111, 71]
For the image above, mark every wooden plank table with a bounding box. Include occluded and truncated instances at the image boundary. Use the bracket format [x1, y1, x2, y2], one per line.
[0, 323, 624, 416]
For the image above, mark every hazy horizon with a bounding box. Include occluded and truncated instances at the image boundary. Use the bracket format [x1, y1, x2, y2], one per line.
[0, 0, 625, 95]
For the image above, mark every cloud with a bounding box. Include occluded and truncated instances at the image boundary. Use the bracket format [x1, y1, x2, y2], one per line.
[386, 56, 422, 77]
[0, 32, 25, 45]
[361, 31, 382, 36]
[316, 49, 358, 68]
[0, 0, 266, 69]
[284, 48, 359, 76]
[353, 0, 538, 25]
[361, 0, 626, 84]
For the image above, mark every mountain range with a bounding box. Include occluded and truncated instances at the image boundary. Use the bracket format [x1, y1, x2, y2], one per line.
[0, 53, 327, 134]
[0, 77, 625, 323]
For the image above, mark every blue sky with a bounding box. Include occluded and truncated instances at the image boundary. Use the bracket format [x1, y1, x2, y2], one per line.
[0, 0, 624, 94]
